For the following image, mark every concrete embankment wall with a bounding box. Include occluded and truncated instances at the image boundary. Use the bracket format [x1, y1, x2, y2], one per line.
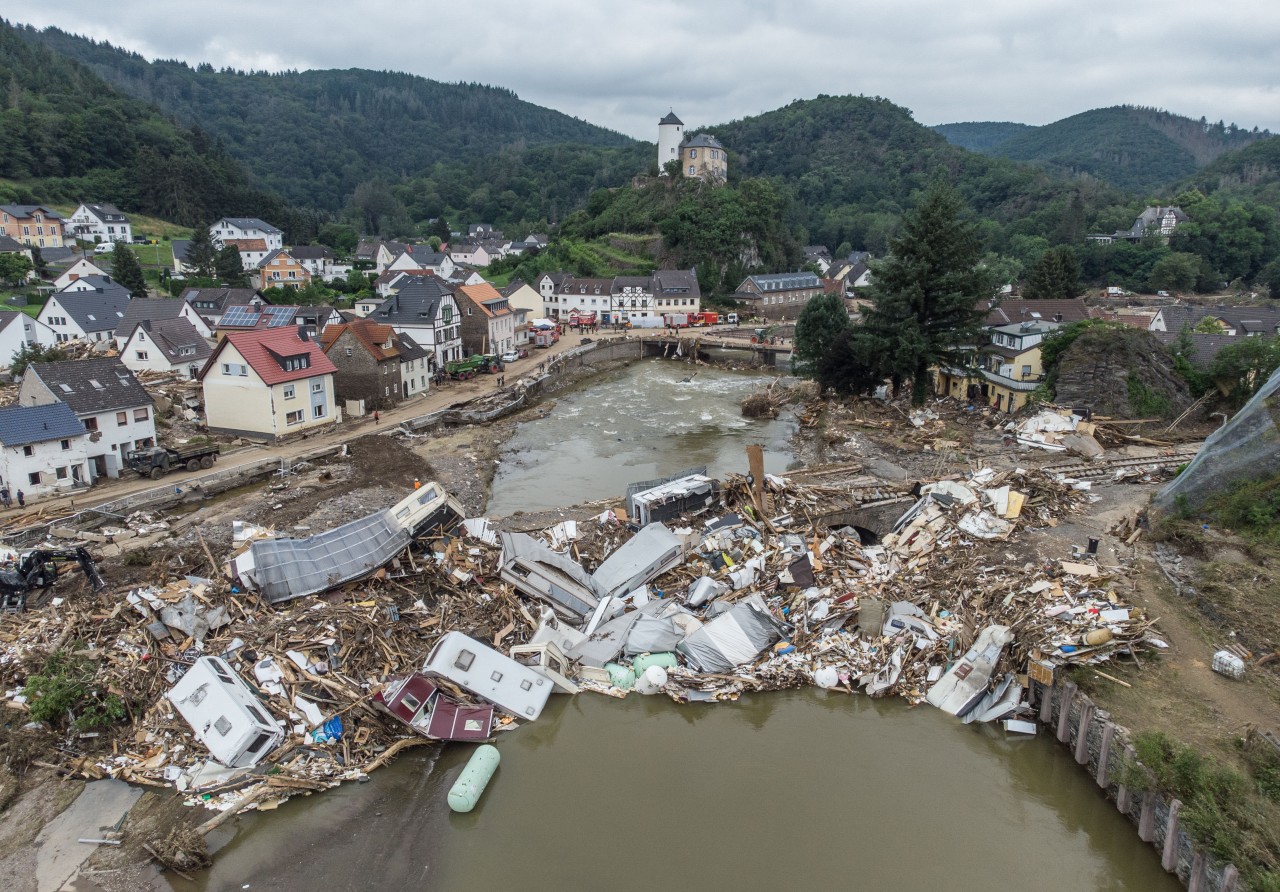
[1033, 678, 1240, 891]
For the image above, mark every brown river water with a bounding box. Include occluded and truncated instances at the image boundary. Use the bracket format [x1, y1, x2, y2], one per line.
[170, 362, 1177, 892]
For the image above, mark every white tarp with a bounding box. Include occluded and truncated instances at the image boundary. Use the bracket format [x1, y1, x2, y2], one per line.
[677, 594, 782, 673]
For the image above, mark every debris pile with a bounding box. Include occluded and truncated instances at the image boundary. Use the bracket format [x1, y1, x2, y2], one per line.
[0, 461, 1168, 827]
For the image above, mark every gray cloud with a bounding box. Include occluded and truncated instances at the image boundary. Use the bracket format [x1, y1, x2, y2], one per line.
[12, 0, 1280, 139]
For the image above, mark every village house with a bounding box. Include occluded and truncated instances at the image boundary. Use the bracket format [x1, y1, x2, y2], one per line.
[38, 277, 131, 343]
[178, 287, 260, 326]
[222, 238, 270, 270]
[288, 245, 336, 281]
[387, 246, 456, 279]
[320, 318, 431, 411]
[369, 275, 463, 369]
[353, 295, 385, 317]
[51, 256, 108, 292]
[555, 277, 614, 321]
[652, 269, 702, 317]
[455, 282, 516, 356]
[733, 272, 823, 320]
[119, 318, 213, 380]
[803, 246, 832, 275]
[536, 272, 572, 318]
[1148, 305, 1280, 338]
[170, 239, 193, 276]
[0, 205, 65, 249]
[67, 203, 132, 245]
[1087, 205, 1190, 245]
[355, 240, 395, 275]
[114, 298, 213, 349]
[611, 276, 655, 322]
[200, 327, 338, 441]
[656, 112, 728, 181]
[0, 402, 90, 498]
[254, 249, 313, 291]
[0, 311, 56, 369]
[447, 240, 494, 268]
[19, 357, 156, 480]
[211, 218, 283, 252]
[501, 279, 542, 345]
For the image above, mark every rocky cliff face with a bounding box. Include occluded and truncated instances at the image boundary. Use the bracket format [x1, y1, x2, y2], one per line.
[1054, 326, 1192, 419]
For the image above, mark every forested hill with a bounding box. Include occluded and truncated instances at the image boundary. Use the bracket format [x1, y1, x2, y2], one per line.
[986, 106, 1271, 194]
[931, 121, 1035, 153]
[16, 24, 636, 210]
[0, 20, 319, 238]
[1185, 135, 1280, 210]
[704, 96, 1120, 252]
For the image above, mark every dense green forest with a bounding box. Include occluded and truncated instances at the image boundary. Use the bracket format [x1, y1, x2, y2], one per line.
[931, 121, 1034, 153]
[16, 24, 635, 211]
[986, 106, 1271, 193]
[0, 20, 325, 241]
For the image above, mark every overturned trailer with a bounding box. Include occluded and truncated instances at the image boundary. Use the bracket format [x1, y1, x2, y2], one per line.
[231, 483, 463, 604]
[592, 522, 689, 599]
[627, 473, 720, 526]
[498, 531, 607, 622]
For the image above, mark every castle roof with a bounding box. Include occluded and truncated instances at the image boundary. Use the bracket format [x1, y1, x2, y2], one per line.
[660, 111, 683, 125]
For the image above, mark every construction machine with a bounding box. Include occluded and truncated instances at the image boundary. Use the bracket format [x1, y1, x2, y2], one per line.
[0, 547, 106, 612]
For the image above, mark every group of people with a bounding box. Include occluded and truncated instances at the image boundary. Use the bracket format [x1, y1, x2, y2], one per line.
[0, 487, 24, 509]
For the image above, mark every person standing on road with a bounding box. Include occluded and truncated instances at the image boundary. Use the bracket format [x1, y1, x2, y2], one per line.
[373, 410, 380, 425]
[0, 487, 9, 509]
[16, 490, 24, 508]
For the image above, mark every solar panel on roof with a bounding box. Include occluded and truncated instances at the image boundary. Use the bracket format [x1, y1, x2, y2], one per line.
[220, 306, 260, 327]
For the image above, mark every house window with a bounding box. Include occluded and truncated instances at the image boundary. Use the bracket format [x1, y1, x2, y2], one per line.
[28, 472, 40, 485]
[286, 409, 304, 425]
[312, 403, 326, 419]
[1021, 365, 1032, 377]
[60, 439, 70, 450]
[345, 347, 353, 356]
[116, 411, 128, 426]
[283, 384, 296, 400]
[311, 380, 323, 393]
[55, 466, 67, 479]
[84, 417, 97, 431]
[688, 165, 696, 176]
[135, 351, 148, 360]
[134, 408, 149, 422]
[23, 445, 34, 457]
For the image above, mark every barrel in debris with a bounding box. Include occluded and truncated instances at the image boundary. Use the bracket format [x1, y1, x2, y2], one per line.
[631, 652, 678, 676]
[634, 665, 668, 695]
[448, 744, 501, 813]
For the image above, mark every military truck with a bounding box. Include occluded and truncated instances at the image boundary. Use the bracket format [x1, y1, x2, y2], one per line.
[125, 443, 221, 479]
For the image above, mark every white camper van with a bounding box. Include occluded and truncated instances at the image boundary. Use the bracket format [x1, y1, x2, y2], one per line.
[423, 631, 553, 720]
[166, 656, 283, 767]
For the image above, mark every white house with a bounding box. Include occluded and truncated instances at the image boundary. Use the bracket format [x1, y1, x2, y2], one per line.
[38, 278, 131, 343]
[387, 247, 455, 279]
[211, 218, 283, 252]
[200, 327, 339, 441]
[0, 311, 56, 369]
[447, 240, 493, 268]
[18, 358, 156, 480]
[368, 276, 463, 368]
[52, 257, 108, 292]
[67, 203, 132, 245]
[114, 297, 214, 349]
[289, 245, 336, 281]
[120, 318, 213, 379]
[0, 402, 90, 499]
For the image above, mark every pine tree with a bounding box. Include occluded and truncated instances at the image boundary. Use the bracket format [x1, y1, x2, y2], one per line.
[110, 242, 149, 298]
[794, 291, 852, 381]
[215, 245, 248, 287]
[186, 224, 217, 279]
[1022, 248, 1082, 299]
[859, 182, 994, 405]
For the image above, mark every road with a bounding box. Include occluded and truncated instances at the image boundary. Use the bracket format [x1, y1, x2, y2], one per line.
[2, 330, 597, 524]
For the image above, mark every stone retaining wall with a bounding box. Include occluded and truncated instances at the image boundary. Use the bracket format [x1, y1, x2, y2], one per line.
[1035, 678, 1240, 891]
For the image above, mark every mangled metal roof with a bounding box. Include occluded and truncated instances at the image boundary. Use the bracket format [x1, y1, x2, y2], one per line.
[592, 522, 686, 599]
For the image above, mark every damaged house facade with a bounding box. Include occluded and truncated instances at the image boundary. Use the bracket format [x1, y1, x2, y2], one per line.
[199, 327, 338, 441]
[19, 357, 156, 480]
[320, 319, 432, 410]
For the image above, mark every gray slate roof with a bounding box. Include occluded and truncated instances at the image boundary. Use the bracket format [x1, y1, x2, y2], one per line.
[0, 235, 26, 253]
[1156, 305, 1280, 336]
[49, 283, 131, 333]
[0, 204, 61, 219]
[180, 287, 258, 315]
[25, 357, 152, 414]
[682, 133, 724, 149]
[396, 330, 432, 363]
[653, 269, 701, 297]
[1153, 331, 1236, 369]
[171, 239, 192, 264]
[659, 111, 683, 125]
[288, 245, 333, 261]
[217, 217, 281, 234]
[131, 318, 212, 365]
[81, 203, 128, 222]
[372, 276, 452, 326]
[0, 402, 85, 447]
[117, 298, 187, 334]
[746, 272, 819, 292]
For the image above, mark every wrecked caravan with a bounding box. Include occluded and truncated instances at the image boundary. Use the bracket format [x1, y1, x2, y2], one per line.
[423, 631, 553, 720]
[498, 531, 606, 622]
[232, 483, 463, 604]
[166, 656, 283, 768]
[627, 474, 720, 526]
[592, 522, 689, 599]
[374, 673, 495, 741]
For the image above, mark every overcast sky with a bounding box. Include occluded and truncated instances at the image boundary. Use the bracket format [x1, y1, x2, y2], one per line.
[11, 1, 1280, 139]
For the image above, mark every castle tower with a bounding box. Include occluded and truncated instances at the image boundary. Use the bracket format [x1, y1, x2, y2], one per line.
[657, 110, 683, 174]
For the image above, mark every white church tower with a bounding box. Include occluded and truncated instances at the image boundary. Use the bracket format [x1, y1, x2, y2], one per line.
[657, 110, 683, 174]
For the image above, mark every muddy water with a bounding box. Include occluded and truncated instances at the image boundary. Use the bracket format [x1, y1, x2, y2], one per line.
[485, 359, 797, 516]
[174, 691, 1180, 892]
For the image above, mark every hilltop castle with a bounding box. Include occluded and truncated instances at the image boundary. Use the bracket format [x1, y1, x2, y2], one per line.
[657, 111, 727, 182]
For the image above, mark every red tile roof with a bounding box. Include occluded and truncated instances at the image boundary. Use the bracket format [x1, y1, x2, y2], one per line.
[320, 319, 400, 361]
[204, 327, 337, 386]
[223, 238, 268, 252]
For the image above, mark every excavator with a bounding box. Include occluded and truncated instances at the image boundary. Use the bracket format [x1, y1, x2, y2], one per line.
[0, 547, 106, 612]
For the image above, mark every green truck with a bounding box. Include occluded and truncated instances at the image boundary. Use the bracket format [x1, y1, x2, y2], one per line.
[125, 443, 221, 479]
[445, 355, 494, 380]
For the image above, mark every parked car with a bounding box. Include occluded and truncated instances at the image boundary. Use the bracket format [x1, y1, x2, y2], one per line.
[94, 242, 115, 255]
[500, 350, 520, 364]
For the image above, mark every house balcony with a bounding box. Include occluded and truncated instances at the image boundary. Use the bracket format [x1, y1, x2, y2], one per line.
[979, 368, 1044, 392]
